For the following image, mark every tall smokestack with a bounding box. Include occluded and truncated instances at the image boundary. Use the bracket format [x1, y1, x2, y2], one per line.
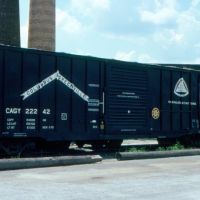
[28, 0, 55, 51]
[0, 0, 21, 46]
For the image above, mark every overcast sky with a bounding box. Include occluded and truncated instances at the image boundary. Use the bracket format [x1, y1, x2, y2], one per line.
[19, 0, 200, 64]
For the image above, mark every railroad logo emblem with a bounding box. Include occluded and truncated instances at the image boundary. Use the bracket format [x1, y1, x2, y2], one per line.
[21, 71, 89, 102]
[152, 108, 160, 120]
[174, 78, 189, 97]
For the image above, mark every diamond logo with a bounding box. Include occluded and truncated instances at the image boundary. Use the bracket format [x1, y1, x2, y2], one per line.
[174, 78, 189, 97]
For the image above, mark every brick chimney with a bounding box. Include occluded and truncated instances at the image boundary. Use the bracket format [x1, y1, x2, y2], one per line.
[28, 0, 55, 51]
[0, 0, 21, 46]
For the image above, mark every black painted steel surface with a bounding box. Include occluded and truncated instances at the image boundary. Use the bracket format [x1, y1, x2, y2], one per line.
[0, 45, 200, 142]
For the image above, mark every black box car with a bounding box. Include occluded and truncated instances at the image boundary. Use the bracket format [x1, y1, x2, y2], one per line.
[0, 45, 200, 154]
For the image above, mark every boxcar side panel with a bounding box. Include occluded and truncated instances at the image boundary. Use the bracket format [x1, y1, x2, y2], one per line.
[148, 69, 161, 133]
[105, 62, 148, 136]
[191, 72, 199, 130]
[181, 72, 190, 130]
[0, 49, 3, 135]
[161, 70, 171, 133]
[56, 56, 72, 138]
[87, 60, 101, 136]
[161, 67, 200, 136]
[39, 55, 56, 135]
[22, 52, 40, 135]
[4, 50, 22, 134]
[71, 58, 87, 135]
[1, 45, 200, 143]
[172, 71, 181, 132]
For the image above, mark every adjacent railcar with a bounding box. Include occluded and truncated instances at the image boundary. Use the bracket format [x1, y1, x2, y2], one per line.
[0, 45, 200, 154]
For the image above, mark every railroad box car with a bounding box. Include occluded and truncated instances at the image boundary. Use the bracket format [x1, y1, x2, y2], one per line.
[0, 45, 200, 153]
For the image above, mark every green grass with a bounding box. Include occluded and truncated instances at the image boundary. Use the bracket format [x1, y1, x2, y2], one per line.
[126, 142, 185, 152]
[156, 142, 184, 151]
[126, 146, 149, 152]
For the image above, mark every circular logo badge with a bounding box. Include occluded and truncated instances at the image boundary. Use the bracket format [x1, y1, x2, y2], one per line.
[152, 108, 160, 120]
